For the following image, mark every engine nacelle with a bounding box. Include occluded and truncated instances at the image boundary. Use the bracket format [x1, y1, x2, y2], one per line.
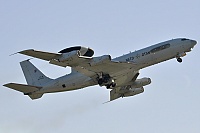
[89, 55, 111, 66]
[124, 87, 144, 97]
[58, 50, 80, 62]
[59, 46, 94, 57]
[131, 78, 151, 88]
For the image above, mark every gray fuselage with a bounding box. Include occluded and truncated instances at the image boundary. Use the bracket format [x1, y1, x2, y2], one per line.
[38, 38, 196, 94]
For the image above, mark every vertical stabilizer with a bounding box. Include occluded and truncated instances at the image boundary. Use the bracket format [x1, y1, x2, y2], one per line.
[20, 60, 52, 86]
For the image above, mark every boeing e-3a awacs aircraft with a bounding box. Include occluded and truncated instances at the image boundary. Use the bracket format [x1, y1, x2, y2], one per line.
[3, 38, 197, 101]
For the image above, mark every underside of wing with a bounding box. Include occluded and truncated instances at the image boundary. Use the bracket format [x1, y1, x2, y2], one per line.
[72, 66, 98, 79]
[19, 49, 93, 68]
[85, 60, 137, 76]
[70, 60, 138, 85]
[19, 49, 60, 61]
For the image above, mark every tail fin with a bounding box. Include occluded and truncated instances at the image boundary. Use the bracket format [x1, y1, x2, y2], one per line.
[20, 60, 52, 86]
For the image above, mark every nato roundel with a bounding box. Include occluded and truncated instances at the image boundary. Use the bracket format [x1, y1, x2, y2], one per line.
[58, 46, 94, 57]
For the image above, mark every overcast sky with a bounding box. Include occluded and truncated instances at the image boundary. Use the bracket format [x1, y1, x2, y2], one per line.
[1, 0, 200, 133]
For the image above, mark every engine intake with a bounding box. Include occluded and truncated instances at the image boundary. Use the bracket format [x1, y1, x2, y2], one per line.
[58, 50, 80, 62]
[89, 55, 111, 66]
[124, 87, 144, 97]
[131, 78, 151, 88]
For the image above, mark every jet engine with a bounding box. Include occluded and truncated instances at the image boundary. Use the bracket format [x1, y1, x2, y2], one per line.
[124, 87, 144, 97]
[131, 78, 151, 88]
[58, 50, 80, 62]
[111, 78, 151, 99]
[89, 55, 111, 66]
[110, 86, 145, 101]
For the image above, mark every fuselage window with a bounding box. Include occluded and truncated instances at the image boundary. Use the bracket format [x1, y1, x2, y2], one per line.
[150, 44, 170, 53]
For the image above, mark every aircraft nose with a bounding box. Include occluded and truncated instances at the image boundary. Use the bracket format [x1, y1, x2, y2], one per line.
[148, 78, 151, 84]
[190, 40, 197, 47]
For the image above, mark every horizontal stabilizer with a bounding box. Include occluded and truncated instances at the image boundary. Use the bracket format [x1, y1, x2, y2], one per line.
[3, 83, 41, 93]
[28, 93, 43, 100]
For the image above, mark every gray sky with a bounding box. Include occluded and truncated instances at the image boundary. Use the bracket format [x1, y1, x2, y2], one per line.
[1, 0, 200, 133]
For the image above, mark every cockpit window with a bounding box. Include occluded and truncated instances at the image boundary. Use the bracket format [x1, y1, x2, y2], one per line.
[181, 38, 189, 41]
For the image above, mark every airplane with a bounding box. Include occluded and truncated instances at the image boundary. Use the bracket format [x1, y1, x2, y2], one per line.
[3, 38, 197, 101]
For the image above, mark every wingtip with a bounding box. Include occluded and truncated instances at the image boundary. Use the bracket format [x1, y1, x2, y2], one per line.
[102, 100, 112, 104]
[3, 83, 12, 88]
[3, 84, 7, 87]
[18, 49, 34, 54]
[9, 49, 35, 56]
[9, 53, 18, 56]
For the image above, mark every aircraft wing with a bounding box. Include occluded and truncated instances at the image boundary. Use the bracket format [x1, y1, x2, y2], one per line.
[78, 60, 137, 77]
[18, 49, 139, 80]
[67, 61, 136, 82]
[19, 49, 92, 67]
[49, 55, 137, 78]
[19, 49, 61, 61]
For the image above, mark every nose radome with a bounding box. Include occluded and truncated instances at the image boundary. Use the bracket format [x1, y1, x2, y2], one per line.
[148, 78, 151, 84]
[190, 40, 197, 46]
